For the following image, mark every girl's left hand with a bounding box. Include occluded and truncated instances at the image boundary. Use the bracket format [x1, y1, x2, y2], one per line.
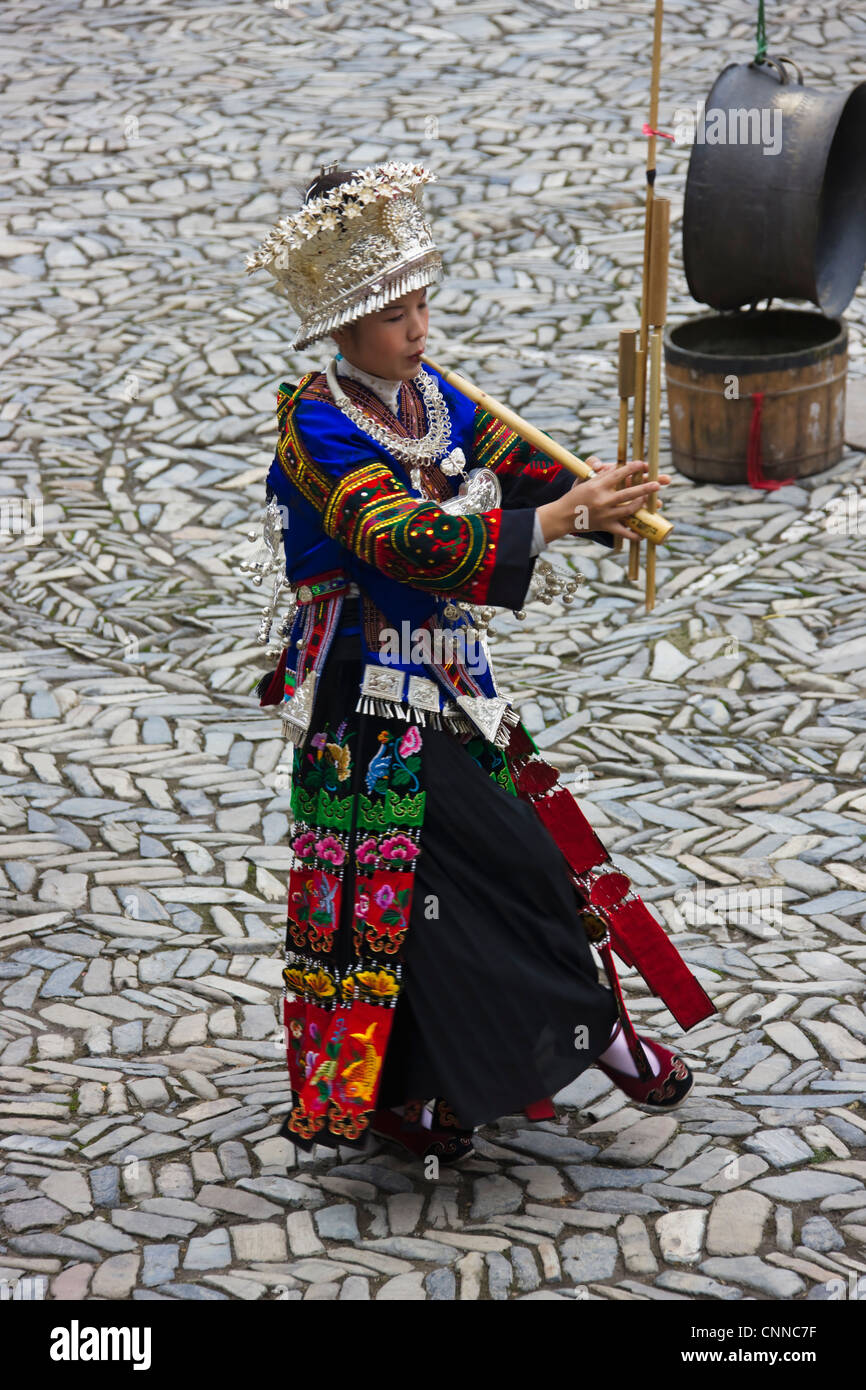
[584, 455, 670, 509]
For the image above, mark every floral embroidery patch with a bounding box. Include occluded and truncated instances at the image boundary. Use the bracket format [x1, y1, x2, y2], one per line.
[282, 711, 427, 1146]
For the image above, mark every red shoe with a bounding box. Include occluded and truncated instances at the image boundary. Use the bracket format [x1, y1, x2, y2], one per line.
[524, 1097, 556, 1121]
[370, 1108, 475, 1164]
[596, 1026, 694, 1110]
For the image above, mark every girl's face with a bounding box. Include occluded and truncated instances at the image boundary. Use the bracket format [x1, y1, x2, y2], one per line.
[332, 287, 428, 381]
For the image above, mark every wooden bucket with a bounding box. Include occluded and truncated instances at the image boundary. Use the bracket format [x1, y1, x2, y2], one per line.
[663, 309, 847, 483]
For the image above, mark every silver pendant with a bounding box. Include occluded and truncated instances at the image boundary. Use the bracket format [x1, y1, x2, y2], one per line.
[439, 446, 467, 476]
[454, 693, 511, 744]
[439, 467, 502, 516]
[282, 669, 318, 741]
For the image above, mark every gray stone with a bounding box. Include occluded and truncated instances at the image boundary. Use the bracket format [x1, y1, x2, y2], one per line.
[358, 1237, 459, 1264]
[702, 1153, 770, 1192]
[92, 1252, 139, 1299]
[141, 1198, 213, 1226]
[699, 1256, 805, 1298]
[195, 1184, 282, 1219]
[565, 1165, 666, 1190]
[127, 1077, 170, 1108]
[706, 1192, 772, 1256]
[655, 1271, 743, 1299]
[763, 1022, 818, 1061]
[39, 1172, 93, 1215]
[141, 1244, 180, 1287]
[750, 1172, 862, 1201]
[654, 1134, 708, 1169]
[285, 1210, 323, 1257]
[231, 1222, 288, 1262]
[315, 1204, 360, 1242]
[824, 1116, 866, 1149]
[8, 1234, 100, 1260]
[91, 1168, 120, 1209]
[111, 1210, 196, 1239]
[601, 1116, 679, 1166]
[376, 1272, 427, 1300]
[327, 1156, 416, 1191]
[469, 1176, 524, 1221]
[801, 1019, 866, 1061]
[643, 1184, 714, 1206]
[662, 1147, 736, 1187]
[238, 1176, 325, 1209]
[61, 1220, 137, 1252]
[217, 1140, 251, 1179]
[561, 1232, 618, 1282]
[2, 1197, 69, 1231]
[800, 1215, 845, 1252]
[744, 1128, 815, 1168]
[183, 1228, 232, 1270]
[155, 1282, 230, 1300]
[495, 1129, 596, 1162]
[112, 1021, 144, 1053]
[338, 1276, 371, 1300]
[154, 1165, 195, 1199]
[655, 1210, 706, 1265]
[576, 1190, 664, 1214]
[617, 1215, 657, 1275]
[41, 961, 86, 997]
[486, 1252, 513, 1299]
[511, 1246, 541, 1292]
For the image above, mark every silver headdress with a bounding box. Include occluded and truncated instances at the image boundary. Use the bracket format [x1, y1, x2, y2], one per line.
[245, 161, 444, 351]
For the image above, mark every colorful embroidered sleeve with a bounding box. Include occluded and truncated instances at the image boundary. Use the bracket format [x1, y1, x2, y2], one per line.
[470, 405, 615, 548]
[273, 392, 538, 610]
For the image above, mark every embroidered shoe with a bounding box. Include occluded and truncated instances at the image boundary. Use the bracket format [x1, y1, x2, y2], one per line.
[596, 1035, 694, 1110]
[370, 1107, 475, 1164]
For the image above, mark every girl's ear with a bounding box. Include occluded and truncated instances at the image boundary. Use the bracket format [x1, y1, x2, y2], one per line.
[333, 321, 359, 352]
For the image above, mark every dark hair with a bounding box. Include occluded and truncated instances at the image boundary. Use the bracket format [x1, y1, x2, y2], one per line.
[303, 167, 361, 204]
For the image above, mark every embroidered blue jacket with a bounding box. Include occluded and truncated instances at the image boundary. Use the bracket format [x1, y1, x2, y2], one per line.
[265, 362, 613, 712]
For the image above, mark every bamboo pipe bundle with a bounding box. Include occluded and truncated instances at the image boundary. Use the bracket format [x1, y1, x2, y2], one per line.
[644, 195, 670, 613]
[629, 345, 646, 582]
[420, 353, 673, 547]
[613, 329, 637, 557]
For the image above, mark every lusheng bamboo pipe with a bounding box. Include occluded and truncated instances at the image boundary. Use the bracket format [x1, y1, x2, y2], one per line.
[629, 345, 645, 582]
[647, 196, 670, 328]
[636, 0, 665, 462]
[421, 353, 673, 546]
[614, 329, 636, 556]
[645, 196, 670, 613]
[630, 0, 665, 588]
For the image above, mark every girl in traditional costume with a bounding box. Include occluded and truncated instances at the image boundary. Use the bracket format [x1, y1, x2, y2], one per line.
[246, 162, 715, 1165]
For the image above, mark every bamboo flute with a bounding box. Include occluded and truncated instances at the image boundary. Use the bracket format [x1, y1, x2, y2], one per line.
[421, 353, 673, 546]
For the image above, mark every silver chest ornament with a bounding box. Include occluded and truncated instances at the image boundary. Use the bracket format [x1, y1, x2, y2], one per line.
[413, 447, 583, 629]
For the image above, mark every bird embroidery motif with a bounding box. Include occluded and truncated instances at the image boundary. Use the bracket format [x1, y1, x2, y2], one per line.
[365, 737, 392, 793]
[326, 742, 351, 781]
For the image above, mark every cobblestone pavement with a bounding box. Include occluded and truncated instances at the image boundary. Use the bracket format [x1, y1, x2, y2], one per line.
[2, 0, 866, 1302]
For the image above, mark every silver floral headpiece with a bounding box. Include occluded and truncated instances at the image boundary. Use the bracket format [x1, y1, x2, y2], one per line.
[245, 161, 444, 351]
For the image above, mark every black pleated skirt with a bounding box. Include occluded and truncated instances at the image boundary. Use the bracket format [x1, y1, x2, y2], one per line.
[290, 600, 620, 1133]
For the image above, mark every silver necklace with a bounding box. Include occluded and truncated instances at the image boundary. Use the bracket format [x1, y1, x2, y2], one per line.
[325, 357, 453, 467]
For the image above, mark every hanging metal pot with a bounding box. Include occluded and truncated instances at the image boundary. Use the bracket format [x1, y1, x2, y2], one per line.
[683, 57, 866, 316]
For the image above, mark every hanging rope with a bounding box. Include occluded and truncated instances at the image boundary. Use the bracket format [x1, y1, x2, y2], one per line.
[755, 0, 768, 62]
